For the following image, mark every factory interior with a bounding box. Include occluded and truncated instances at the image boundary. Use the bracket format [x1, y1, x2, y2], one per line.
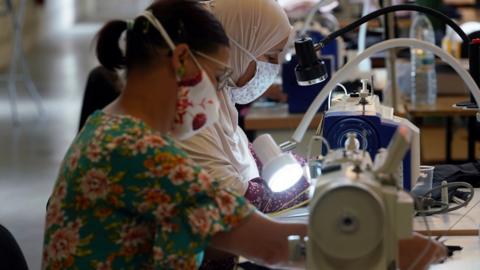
[1, 0, 480, 269]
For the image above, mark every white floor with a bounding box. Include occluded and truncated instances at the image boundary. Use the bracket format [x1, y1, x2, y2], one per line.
[0, 19, 100, 270]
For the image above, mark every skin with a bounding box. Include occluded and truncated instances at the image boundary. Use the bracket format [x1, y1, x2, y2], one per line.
[399, 233, 448, 270]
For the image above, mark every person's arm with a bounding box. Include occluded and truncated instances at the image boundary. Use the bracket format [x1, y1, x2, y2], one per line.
[210, 211, 306, 268]
[399, 233, 447, 270]
[210, 214, 446, 270]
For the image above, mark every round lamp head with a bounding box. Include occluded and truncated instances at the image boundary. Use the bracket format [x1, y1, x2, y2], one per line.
[294, 37, 329, 86]
[263, 153, 304, 193]
[252, 134, 304, 193]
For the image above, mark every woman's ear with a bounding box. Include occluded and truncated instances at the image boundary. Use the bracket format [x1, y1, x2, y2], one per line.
[171, 44, 190, 78]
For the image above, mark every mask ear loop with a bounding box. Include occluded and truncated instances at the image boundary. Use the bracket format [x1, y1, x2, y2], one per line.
[140, 11, 176, 51]
[228, 36, 258, 62]
[140, 10, 204, 83]
[228, 36, 266, 89]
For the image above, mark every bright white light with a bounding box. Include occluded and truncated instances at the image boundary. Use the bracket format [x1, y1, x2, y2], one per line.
[268, 163, 303, 192]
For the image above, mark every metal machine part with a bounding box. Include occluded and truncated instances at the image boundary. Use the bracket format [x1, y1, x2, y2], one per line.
[289, 130, 414, 269]
[322, 80, 420, 190]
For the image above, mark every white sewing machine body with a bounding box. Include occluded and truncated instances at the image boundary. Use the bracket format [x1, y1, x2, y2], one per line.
[306, 146, 413, 269]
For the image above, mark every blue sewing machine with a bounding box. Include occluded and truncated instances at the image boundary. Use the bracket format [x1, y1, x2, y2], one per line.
[321, 81, 420, 190]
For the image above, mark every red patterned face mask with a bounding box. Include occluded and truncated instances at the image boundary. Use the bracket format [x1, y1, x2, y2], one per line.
[137, 11, 220, 140]
[171, 70, 220, 140]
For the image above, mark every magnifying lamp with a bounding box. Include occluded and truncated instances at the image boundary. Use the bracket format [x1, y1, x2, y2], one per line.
[291, 4, 480, 143]
[253, 134, 303, 192]
[254, 4, 480, 192]
[292, 38, 480, 144]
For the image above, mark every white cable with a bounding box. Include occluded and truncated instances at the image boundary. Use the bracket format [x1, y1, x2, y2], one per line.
[307, 135, 331, 162]
[358, 0, 372, 71]
[414, 182, 475, 216]
[327, 83, 348, 109]
[291, 38, 480, 143]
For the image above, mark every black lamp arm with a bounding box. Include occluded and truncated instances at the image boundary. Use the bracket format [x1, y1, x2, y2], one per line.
[315, 4, 470, 51]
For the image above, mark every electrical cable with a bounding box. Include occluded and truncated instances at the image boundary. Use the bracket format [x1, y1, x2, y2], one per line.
[307, 135, 331, 163]
[316, 4, 470, 51]
[400, 178, 480, 269]
[328, 83, 348, 109]
[414, 182, 475, 216]
[300, 0, 325, 36]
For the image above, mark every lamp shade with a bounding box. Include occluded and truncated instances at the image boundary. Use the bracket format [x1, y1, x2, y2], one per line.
[294, 37, 329, 86]
[253, 134, 303, 192]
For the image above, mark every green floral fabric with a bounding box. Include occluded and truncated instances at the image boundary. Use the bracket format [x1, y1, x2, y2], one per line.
[42, 111, 253, 270]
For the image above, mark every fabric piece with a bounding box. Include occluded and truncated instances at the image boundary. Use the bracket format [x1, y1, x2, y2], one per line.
[42, 111, 253, 270]
[246, 143, 309, 213]
[245, 177, 310, 214]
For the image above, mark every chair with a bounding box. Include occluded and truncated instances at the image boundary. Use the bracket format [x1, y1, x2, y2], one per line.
[0, 224, 28, 270]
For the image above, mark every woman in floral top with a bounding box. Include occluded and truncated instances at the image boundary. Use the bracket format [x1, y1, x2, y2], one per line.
[42, 1, 307, 269]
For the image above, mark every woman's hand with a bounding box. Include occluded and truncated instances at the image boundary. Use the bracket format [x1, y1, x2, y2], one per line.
[399, 232, 448, 270]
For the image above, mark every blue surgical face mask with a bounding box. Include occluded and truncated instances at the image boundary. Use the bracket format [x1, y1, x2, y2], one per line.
[227, 39, 281, 105]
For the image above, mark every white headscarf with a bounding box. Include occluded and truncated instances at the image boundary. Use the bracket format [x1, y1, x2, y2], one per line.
[210, 0, 292, 81]
[210, 0, 292, 133]
[178, 0, 292, 194]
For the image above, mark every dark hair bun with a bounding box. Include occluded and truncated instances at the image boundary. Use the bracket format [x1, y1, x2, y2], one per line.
[96, 20, 127, 70]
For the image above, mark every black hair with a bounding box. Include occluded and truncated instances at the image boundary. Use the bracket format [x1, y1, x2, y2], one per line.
[95, 0, 229, 71]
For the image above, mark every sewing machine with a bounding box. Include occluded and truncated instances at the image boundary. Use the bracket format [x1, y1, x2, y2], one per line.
[321, 79, 420, 190]
[289, 126, 414, 269]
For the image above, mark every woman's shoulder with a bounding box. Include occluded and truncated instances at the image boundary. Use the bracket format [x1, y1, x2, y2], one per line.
[71, 111, 187, 162]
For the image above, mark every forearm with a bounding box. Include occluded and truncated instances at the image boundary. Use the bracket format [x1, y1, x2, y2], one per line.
[210, 211, 307, 267]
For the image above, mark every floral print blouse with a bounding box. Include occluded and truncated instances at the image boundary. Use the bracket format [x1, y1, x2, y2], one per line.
[42, 111, 254, 270]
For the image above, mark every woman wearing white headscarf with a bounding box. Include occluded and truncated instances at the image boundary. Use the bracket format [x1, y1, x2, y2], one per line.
[177, 0, 309, 214]
[176, 1, 446, 269]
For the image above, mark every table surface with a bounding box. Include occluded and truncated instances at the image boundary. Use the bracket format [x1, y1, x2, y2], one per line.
[406, 96, 478, 117]
[272, 189, 480, 235]
[240, 235, 480, 269]
[271, 189, 480, 269]
[430, 236, 480, 270]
